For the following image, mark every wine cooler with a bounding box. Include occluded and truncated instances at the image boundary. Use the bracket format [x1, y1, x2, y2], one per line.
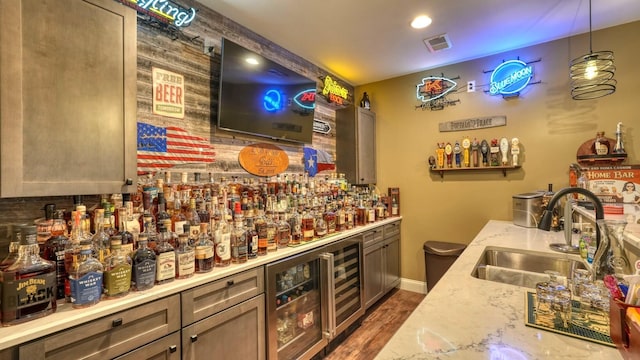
[266, 236, 364, 360]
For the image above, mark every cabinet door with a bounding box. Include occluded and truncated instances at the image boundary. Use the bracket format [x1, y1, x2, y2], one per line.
[114, 332, 181, 360]
[0, 0, 137, 197]
[182, 294, 265, 360]
[363, 241, 384, 309]
[356, 108, 376, 184]
[384, 235, 401, 292]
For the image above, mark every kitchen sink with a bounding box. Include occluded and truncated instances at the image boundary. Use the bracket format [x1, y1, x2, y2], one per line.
[471, 246, 589, 288]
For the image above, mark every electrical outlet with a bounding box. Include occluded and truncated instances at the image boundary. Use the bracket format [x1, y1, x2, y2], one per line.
[467, 81, 476, 93]
[204, 38, 215, 56]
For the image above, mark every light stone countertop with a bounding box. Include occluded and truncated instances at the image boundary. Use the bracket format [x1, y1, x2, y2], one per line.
[375, 220, 623, 360]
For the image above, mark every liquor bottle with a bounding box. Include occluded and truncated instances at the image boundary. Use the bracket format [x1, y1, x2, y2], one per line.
[265, 208, 278, 253]
[103, 236, 132, 299]
[156, 192, 171, 231]
[175, 233, 195, 279]
[277, 212, 291, 248]
[1, 225, 57, 325]
[155, 223, 176, 285]
[391, 197, 399, 217]
[231, 209, 248, 264]
[301, 210, 315, 242]
[162, 218, 178, 248]
[131, 234, 156, 291]
[117, 207, 135, 255]
[360, 92, 371, 110]
[0, 224, 24, 271]
[194, 223, 214, 273]
[42, 218, 69, 300]
[69, 243, 103, 309]
[171, 193, 187, 237]
[592, 131, 610, 155]
[375, 199, 387, 221]
[91, 209, 111, 266]
[288, 206, 302, 246]
[186, 197, 201, 242]
[64, 211, 88, 302]
[323, 204, 336, 234]
[214, 203, 232, 266]
[314, 210, 328, 238]
[254, 205, 269, 256]
[245, 216, 258, 260]
[335, 204, 346, 232]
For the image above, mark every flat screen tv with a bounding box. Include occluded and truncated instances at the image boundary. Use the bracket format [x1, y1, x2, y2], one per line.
[217, 38, 317, 144]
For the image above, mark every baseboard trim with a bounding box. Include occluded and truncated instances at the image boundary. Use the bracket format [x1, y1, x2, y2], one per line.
[398, 278, 427, 294]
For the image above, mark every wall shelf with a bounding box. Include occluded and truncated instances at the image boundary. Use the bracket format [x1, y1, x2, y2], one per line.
[430, 165, 521, 178]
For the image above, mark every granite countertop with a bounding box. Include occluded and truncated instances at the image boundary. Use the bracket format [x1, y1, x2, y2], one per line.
[376, 220, 622, 360]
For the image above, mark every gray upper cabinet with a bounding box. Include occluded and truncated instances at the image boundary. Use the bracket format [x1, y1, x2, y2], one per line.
[336, 107, 376, 185]
[0, 0, 137, 197]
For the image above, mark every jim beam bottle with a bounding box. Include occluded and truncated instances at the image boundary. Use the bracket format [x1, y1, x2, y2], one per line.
[1, 225, 57, 326]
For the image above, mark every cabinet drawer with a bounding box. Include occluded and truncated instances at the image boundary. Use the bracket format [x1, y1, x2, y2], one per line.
[383, 221, 401, 239]
[182, 294, 265, 360]
[362, 227, 384, 248]
[114, 332, 180, 360]
[181, 267, 264, 326]
[19, 294, 181, 360]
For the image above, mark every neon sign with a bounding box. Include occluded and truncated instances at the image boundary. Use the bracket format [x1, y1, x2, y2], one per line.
[293, 89, 316, 110]
[489, 60, 533, 96]
[117, 0, 197, 27]
[321, 76, 348, 105]
[263, 90, 282, 112]
[416, 76, 457, 102]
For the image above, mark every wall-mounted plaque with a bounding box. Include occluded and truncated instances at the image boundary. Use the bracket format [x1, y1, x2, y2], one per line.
[239, 143, 289, 176]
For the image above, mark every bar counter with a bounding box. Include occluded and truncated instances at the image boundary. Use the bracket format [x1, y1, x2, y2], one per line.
[376, 220, 623, 360]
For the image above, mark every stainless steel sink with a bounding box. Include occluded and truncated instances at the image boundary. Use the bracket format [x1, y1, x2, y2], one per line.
[471, 246, 589, 288]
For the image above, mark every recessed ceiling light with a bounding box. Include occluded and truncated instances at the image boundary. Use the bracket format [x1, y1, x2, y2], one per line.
[246, 57, 259, 65]
[411, 15, 432, 29]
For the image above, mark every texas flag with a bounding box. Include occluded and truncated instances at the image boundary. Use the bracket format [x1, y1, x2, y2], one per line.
[303, 147, 336, 177]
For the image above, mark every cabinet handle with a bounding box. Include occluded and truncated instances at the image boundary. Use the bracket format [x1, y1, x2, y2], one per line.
[112, 318, 123, 327]
[190, 335, 198, 343]
[227, 280, 234, 286]
[169, 345, 177, 353]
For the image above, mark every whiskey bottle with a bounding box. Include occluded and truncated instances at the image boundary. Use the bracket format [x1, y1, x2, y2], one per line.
[277, 212, 291, 248]
[103, 236, 132, 299]
[1, 225, 57, 325]
[245, 216, 258, 260]
[117, 207, 135, 256]
[64, 211, 88, 302]
[254, 205, 269, 256]
[69, 243, 103, 309]
[194, 223, 214, 273]
[91, 209, 110, 266]
[171, 193, 187, 237]
[231, 211, 248, 264]
[214, 203, 232, 266]
[175, 233, 195, 279]
[131, 234, 156, 291]
[0, 224, 25, 271]
[155, 223, 176, 285]
[288, 206, 302, 246]
[301, 210, 315, 243]
[42, 218, 69, 300]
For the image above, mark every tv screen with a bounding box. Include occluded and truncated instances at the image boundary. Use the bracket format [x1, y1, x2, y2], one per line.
[217, 38, 317, 144]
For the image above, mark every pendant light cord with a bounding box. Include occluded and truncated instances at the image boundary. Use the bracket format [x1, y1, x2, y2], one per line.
[588, 0, 593, 53]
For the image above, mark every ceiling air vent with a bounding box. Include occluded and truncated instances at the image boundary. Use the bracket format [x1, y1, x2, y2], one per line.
[423, 34, 452, 53]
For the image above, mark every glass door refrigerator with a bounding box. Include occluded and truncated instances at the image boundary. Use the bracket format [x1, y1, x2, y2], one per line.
[266, 235, 364, 360]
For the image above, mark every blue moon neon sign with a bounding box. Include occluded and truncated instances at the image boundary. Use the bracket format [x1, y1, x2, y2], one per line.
[489, 60, 533, 96]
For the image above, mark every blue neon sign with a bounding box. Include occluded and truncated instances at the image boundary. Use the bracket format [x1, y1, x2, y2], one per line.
[263, 90, 282, 112]
[489, 60, 533, 96]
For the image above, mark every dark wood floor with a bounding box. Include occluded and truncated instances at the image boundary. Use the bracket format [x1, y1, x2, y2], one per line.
[322, 289, 426, 360]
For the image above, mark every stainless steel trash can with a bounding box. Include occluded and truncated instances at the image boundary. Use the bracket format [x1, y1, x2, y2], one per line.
[423, 241, 466, 292]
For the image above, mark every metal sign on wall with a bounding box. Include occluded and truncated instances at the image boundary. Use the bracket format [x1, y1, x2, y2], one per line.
[152, 67, 185, 119]
[439, 115, 507, 132]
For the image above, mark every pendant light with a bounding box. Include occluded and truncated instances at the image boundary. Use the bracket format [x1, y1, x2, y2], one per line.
[569, 0, 616, 100]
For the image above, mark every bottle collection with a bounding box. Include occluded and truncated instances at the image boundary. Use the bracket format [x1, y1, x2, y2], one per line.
[0, 171, 398, 326]
[429, 136, 521, 169]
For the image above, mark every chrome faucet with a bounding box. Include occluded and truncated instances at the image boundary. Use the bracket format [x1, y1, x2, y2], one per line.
[537, 187, 605, 277]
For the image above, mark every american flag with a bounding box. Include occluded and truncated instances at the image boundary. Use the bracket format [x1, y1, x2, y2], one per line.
[137, 122, 215, 174]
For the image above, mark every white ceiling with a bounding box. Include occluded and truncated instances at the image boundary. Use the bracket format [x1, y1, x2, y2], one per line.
[199, 0, 640, 86]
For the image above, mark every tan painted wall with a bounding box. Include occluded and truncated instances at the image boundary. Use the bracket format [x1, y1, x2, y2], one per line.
[358, 21, 640, 282]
